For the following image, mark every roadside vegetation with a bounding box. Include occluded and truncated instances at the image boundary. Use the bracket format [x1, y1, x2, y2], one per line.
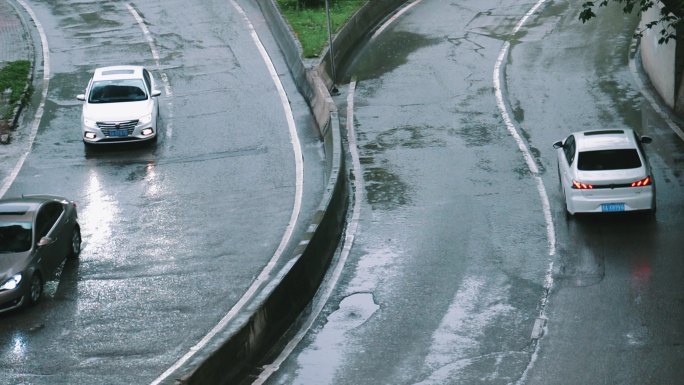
[0, 60, 31, 120]
[580, 0, 683, 43]
[276, 0, 366, 57]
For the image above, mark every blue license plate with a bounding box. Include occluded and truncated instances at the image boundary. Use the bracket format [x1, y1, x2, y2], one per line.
[601, 203, 625, 212]
[109, 129, 128, 137]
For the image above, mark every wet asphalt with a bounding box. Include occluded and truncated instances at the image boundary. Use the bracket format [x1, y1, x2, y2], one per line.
[0, 1, 324, 384]
[262, 1, 684, 385]
[2, 0, 684, 384]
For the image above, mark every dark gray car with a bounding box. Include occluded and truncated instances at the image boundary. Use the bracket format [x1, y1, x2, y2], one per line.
[0, 195, 81, 313]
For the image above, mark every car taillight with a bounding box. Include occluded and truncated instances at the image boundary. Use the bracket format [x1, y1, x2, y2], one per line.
[631, 176, 651, 187]
[572, 180, 593, 189]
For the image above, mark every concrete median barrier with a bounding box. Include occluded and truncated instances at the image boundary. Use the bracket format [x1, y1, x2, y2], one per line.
[167, 0, 407, 384]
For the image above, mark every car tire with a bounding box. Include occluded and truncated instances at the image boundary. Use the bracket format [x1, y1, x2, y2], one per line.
[28, 274, 43, 305]
[558, 167, 573, 218]
[68, 226, 82, 259]
[83, 141, 97, 152]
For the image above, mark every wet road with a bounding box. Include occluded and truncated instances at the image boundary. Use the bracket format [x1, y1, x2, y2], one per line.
[261, 1, 684, 384]
[0, 1, 323, 384]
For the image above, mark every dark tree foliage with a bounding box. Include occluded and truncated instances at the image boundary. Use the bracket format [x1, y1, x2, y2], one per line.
[579, 0, 684, 43]
[298, 0, 324, 7]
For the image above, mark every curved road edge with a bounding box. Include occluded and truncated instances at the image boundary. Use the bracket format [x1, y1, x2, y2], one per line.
[167, 0, 410, 384]
[0, 0, 34, 146]
[172, 0, 684, 384]
[153, 0, 684, 383]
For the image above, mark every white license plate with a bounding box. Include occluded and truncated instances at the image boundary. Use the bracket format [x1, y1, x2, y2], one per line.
[601, 203, 625, 212]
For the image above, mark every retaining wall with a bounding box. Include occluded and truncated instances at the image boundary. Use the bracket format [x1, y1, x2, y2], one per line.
[167, 0, 408, 384]
[639, 0, 684, 117]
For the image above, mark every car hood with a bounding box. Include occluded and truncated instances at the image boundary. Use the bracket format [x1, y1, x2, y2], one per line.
[576, 167, 648, 185]
[0, 251, 31, 281]
[83, 100, 152, 122]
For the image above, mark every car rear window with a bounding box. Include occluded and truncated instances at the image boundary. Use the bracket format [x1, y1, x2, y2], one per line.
[101, 69, 135, 76]
[577, 149, 642, 170]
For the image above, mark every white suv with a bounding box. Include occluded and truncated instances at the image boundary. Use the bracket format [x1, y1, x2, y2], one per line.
[553, 129, 655, 215]
[77, 66, 161, 145]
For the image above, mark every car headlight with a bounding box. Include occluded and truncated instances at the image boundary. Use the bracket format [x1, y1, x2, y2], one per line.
[139, 114, 152, 125]
[83, 117, 97, 128]
[0, 274, 22, 291]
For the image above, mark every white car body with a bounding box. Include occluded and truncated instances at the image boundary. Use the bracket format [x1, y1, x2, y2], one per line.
[553, 129, 655, 215]
[77, 65, 161, 144]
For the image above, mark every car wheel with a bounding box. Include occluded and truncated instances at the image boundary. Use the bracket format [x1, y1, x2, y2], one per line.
[563, 189, 573, 217]
[83, 141, 97, 154]
[558, 167, 572, 218]
[648, 200, 657, 217]
[28, 274, 43, 305]
[564, 205, 573, 219]
[68, 226, 82, 259]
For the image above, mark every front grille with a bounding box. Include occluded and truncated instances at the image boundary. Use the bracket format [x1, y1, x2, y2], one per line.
[97, 120, 138, 137]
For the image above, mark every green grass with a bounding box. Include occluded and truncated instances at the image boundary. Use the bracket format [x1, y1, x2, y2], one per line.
[0, 60, 31, 106]
[277, 0, 366, 58]
[0, 60, 31, 119]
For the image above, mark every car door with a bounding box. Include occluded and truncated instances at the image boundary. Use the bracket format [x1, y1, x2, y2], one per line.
[34, 202, 67, 276]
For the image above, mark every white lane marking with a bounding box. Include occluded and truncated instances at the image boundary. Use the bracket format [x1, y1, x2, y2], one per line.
[252, 79, 363, 385]
[493, 0, 554, 255]
[491, 0, 557, 383]
[371, 0, 422, 40]
[0, 0, 50, 198]
[251, 1, 426, 379]
[149, 1, 304, 384]
[126, 3, 174, 141]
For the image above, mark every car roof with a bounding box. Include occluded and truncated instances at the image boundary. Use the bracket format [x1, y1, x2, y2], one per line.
[0, 195, 66, 214]
[92, 65, 145, 81]
[0, 200, 41, 220]
[574, 129, 638, 152]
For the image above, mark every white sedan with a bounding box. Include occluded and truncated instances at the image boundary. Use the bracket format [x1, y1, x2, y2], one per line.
[553, 129, 655, 215]
[77, 65, 161, 145]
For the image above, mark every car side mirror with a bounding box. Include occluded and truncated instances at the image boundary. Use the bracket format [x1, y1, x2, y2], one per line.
[37, 237, 55, 247]
[76, 94, 85, 101]
[553, 140, 564, 149]
[151, 90, 161, 97]
[640, 136, 653, 144]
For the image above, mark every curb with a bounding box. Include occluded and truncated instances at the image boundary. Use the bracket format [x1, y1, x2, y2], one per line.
[166, 0, 409, 384]
[3, 60, 34, 143]
[1, 0, 35, 145]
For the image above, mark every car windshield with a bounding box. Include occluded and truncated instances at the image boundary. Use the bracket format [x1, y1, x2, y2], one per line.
[577, 149, 642, 171]
[0, 221, 32, 253]
[88, 79, 148, 103]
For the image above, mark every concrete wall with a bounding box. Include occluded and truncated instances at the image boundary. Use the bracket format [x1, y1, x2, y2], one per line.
[170, 3, 684, 381]
[317, 0, 409, 87]
[163, 1, 408, 384]
[175, 120, 347, 385]
[640, 1, 678, 109]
